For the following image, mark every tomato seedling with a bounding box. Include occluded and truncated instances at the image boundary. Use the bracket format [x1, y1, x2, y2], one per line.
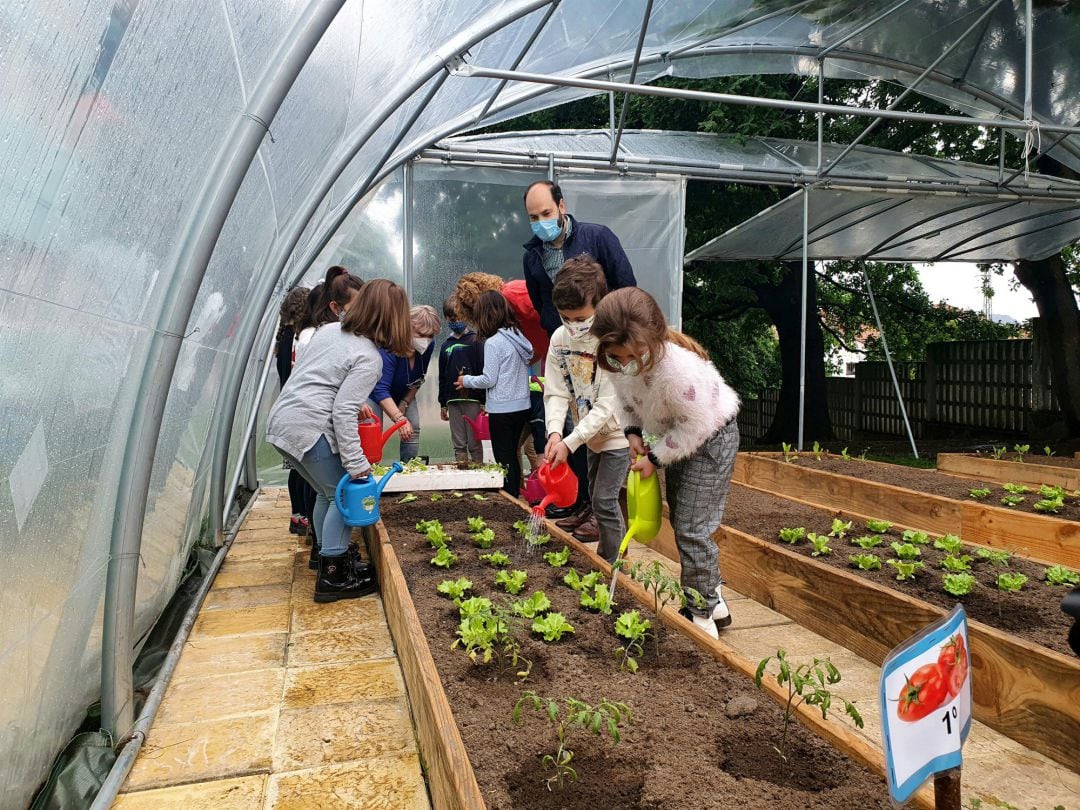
[543, 546, 571, 567]
[866, 519, 893, 533]
[942, 572, 976, 597]
[453, 600, 530, 680]
[848, 554, 882, 571]
[1044, 565, 1080, 587]
[479, 551, 510, 567]
[614, 610, 651, 673]
[777, 527, 805, 544]
[531, 612, 575, 642]
[626, 560, 703, 656]
[495, 569, 528, 595]
[996, 572, 1028, 593]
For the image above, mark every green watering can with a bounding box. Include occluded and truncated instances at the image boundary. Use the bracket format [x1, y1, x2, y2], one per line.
[608, 465, 662, 600]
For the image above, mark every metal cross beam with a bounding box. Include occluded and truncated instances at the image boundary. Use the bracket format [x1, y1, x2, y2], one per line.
[609, 0, 654, 162]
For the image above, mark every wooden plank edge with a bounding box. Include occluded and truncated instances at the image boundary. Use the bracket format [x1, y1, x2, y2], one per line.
[368, 524, 486, 810]
[714, 523, 1080, 775]
[937, 453, 1080, 489]
[496, 492, 934, 809]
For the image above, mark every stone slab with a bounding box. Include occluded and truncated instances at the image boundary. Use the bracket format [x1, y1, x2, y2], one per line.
[202, 583, 292, 612]
[289, 596, 384, 634]
[173, 633, 289, 680]
[283, 660, 405, 710]
[286, 627, 395, 668]
[273, 699, 416, 772]
[191, 603, 292, 639]
[115, 775, 266, 809]
[156, 669, 285, 725]
[264, 754, 428, 810]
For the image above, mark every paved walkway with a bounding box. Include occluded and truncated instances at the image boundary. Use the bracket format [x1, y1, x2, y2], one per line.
[622, 543, 1080, 810]
[115, 489, 429, 810]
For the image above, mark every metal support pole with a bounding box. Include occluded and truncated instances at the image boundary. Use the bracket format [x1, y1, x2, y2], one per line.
[816, 59, 824, 171]
[818, 0, 918, 58]
[100, 0, 347, 740]
[547, 152, 555, 181]
[609, 0, 654, 162]
[798, 188, 809, 450]
[403, 160, 414, 297]
[608, 76, 616, 148]
[1024, 0, 1033, 122]
[819, 0, 1005, 179]
[998, 127, 1006, 183]
[861, 262, 919, 458]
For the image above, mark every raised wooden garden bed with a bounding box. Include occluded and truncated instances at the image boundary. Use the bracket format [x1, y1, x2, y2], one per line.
[733, 453, 1080, 569]
[366, 492, 919, 809]
[937, 453, 1080, 491]
[642, 483, 1080, 774]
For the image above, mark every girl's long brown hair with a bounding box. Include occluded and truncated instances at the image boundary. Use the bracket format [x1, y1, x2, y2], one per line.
[343, 278, 413, 356]
[472, 290, 520, 339]
[591, 287, 709, 374]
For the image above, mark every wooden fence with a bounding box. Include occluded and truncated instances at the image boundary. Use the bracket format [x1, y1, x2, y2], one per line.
[739, 331, 1058, 444]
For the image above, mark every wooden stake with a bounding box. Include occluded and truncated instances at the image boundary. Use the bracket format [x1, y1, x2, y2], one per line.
[933, 767, 961, 810]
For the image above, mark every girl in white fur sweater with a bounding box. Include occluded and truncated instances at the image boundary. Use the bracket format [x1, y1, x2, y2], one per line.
[592, 287, 741, 639]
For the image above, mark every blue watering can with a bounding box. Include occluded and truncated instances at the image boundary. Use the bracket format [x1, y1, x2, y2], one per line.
[335, 462, 403, 527]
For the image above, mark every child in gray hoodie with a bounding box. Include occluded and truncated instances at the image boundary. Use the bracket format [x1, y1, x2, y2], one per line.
[456, 291, 533, 494]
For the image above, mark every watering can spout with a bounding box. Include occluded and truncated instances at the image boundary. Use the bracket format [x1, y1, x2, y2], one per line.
[375, 462, 404, 497]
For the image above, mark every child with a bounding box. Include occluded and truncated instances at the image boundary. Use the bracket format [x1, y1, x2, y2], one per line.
[592, 287, 741, 638]
[267, 279, 413, 603]
[274, 286, 314, 537]
[438, 296, 484, 463]
[455, 291, 533, 495]
[372, 305, 440, 462]
[543, 257, 628, 559]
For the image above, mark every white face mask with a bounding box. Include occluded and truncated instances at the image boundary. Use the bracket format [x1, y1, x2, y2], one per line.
[337, 309, 346, 322]
[609, 350, 650, 376]
[412, 336, 433, 354]
[560, 315, 594, 339]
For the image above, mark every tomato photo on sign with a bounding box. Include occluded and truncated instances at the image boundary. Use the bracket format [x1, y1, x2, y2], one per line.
[936, 634, 968, 699]
[896, 663, 949, 722]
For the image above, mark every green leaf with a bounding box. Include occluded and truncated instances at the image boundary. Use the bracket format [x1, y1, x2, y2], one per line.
[398, 493, 418, 504]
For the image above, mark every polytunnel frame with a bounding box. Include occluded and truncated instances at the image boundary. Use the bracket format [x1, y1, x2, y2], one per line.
[95, 0, 1073, 799]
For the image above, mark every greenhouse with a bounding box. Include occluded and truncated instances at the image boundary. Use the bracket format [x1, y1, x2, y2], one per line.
[2, 1, 1080, 808]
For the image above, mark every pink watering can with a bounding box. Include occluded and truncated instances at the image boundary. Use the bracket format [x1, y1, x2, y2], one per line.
[358, 416, 408, 464]
[522, 469, 545, 504]
[463, 411, 490, 441]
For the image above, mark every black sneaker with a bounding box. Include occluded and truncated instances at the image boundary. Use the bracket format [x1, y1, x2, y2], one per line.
[545, 504, 579, 520]
[315, 553, 377, 603]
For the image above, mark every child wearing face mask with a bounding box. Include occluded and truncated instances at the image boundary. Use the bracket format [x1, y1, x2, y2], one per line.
[372, 304, 441, 462]
[592, 286, 741, 639]
[542, 256, 628, 560]
[438, 295, 485, 463]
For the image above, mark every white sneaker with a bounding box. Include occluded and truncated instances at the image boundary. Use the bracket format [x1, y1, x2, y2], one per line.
[712, 584, 732, 629]
[679, 606, 720, 639]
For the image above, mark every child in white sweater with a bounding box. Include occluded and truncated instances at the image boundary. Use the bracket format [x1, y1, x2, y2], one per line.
[592, 287, 741, 638]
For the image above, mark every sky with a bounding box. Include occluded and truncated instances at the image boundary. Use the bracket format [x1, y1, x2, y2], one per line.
[916, 262, 1038, 322]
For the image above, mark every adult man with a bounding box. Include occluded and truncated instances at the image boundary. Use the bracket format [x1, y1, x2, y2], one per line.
[522, 180, 636, 336]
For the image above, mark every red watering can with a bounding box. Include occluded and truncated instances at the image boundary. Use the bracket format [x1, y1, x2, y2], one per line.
[463, 411, 490, 441]
[532, 460, 578, 519]
[358, 416, 408, 464]
[522, 469, 545, 504]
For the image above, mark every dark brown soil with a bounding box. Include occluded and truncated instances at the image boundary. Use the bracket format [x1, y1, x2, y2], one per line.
[968, 452, 1080, 470]
[380, 495, 891, 809]
[772, 454, 1080, 522]
[723, 484, 1075, 657]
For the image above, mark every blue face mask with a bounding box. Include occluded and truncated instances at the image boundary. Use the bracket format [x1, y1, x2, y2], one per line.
[531, 217, 562, 242]
[449, 321, 467, 334]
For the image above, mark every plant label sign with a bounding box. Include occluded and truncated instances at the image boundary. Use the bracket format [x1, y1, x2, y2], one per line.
[879, 604, 971, 804]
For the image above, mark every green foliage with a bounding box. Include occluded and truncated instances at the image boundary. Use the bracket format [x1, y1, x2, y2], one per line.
[531, 612, 575, 642]
[933, 534, 964, 554]
[778, 526, 806, 544]
[1039, 484, 1066, 500]
[466, 516, 487, 533]
[840, 447, 852, 461]
[425, 523, 451, 548]
[901, 529, 930, 545]
[807, 532, 832, 557]
[755, 650, 863, 763]
[977, 548, 1011, 566]
[887, 559, 924, 581]
[457, 596, 493, 618]
[415, 518, 440, 534]
[511, 591, 551, 619]
[811, 440, 824, 461]
[513, 692, 631, 790]
[942, 573, 976, 597]
[1034, 497, 1065, 514]
[995, 572, 1028, 593]
[453, 600, 530, 680]
[940, 554, 974, 572]
[436, 577, 472, 602]
[562, 568, 603, 593]
[472, 493, 488, 501]
[1000, 494, 1025, 507]
[430, 493, 443, 502]
[1044, 565, 1080, 587]
[1002, 482, 1030, 494]
[627, 560, 702, 656]
[889, 542, 921, 561]
[989, 446, 1007, 461]
[1044, 445, 1055, 457]
[851, 535, 882, 549]
[543, 546, 571, 567]
[527, 531, 551, 548]
[495, 569, 528, 595]
[1013, 444, 1030, 463]
[614, 610, 651, 673]
[967, 488, 991, 500]
[479, 551, 510, 567]
[470, 527, 496, 548]
[781, 442, 798, 462]
[866, 519, 892, 533]
[848, 554, 882, 571]
[398, 493, 418, 504]
[430, 546, 457, 568]
[579, 583, 615, 615]
[828, 519, 853, 541]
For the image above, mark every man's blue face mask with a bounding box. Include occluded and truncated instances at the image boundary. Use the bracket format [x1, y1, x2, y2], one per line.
[531, 217, 562, 242]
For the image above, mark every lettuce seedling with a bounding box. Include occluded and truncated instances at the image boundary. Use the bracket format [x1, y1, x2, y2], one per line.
[889, 541, 921, 561]
[828, 519, 853, 541]
[940, 554, 973, 572]
[527, 531, 551, 548]
[1000, 494, 1025, 507]
[512, 591, 551, 619]
[942, 573, 976, 597]
[426, 523, 451, 548]
[453, 602, 530, 680]
[755, 650, 863, 763]
[968, 488, 991, 500]
[1002, 482, 1030, 494]
[1033, 497, 1065, 514]
[866, 519, 892, 533]
[990, 446, 1006, 460]
[852, 535, 882, 550]
[901, 529, 930, 545]
[562, 568, 603, 593]
[807, 533, 832, 557]
[479, 551, 510, 567]
[848, 554, 881, 571]
[472, 493, 488, 501]
[977, 547, 1011, 566]
[1039, 484, 1066, 500]
[579, 583, 615, 615]
[513, 692, 631, 790]
[811, 440, 824, 461]
[451, 491, 464, 498]
[466, 516, 487, 533]
[543, 546, 571, 567]
[415, 518, 440, 534]
[398, 493, 418, 504]
[430, 493, 443, 502]
[1044, 445, 1055, 457]
[781, 442, 798, 463]
[933, 534, 964, 554]
[436, 577, 472, 602]
[430, 546, 457, 568]
[1044, 565, 1080, 587]
[613, 610, 651, 673]
[457, 596, 493, 618]
[840, 447, 852, 461]
[887, 559, 923, 581]
[496, 569, 528, 595]
[996, 572, 1028, 593]
[1013, 443, 1030, 463]
[471, 527, 496, 548]
[778, 527, 805, 544]
[531, 612, 575, 642]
